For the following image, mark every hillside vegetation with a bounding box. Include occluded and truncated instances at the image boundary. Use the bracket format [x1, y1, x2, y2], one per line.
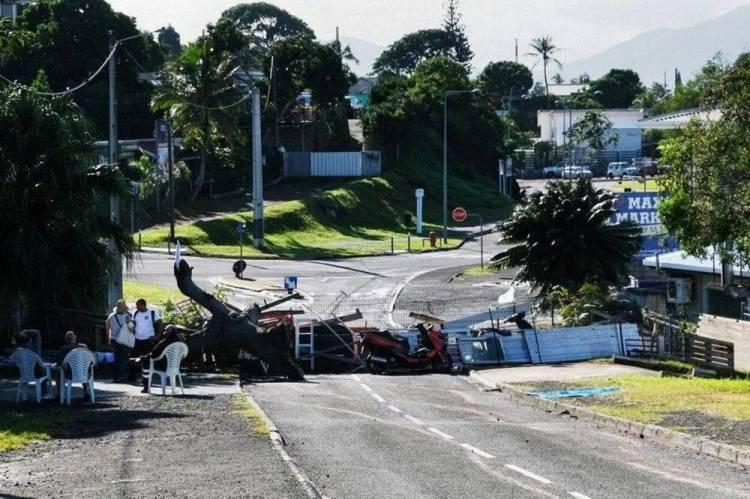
[140, 156, 511, 259]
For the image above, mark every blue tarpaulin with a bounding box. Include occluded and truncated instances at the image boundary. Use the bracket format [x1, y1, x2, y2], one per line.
[529, 387, 620, 399]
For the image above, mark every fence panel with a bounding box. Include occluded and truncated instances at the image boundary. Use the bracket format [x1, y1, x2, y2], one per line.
[311, 152, 362, 176]
[283, 151, 311, 177]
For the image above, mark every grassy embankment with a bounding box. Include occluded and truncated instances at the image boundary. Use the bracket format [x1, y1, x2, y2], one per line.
[533, 374, 750, 425]
[139, 159, 512, 259]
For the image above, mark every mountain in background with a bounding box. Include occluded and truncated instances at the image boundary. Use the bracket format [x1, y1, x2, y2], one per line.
[563, 5, 750, 85]
[334, 36, 385, 76]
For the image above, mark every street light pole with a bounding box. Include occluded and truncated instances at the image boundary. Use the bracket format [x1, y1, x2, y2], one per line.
[251, 86, 264, 248]
[107, 31, 122, 311]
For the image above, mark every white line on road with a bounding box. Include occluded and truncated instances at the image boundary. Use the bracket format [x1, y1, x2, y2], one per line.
[403, 414, 425, 426]
[505, 464, 553, 485]
[360, 383, 373, 393]
[388, 405, 402, 413]
[459, 443, 495, 459]
[428, 427, 455, 440]
[370, 392, 386, 403]
[569, 492, 591, 499]
[352, 375, 361, 382]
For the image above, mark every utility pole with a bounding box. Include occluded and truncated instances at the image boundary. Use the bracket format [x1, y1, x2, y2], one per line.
[515, 38, 518, 63]
[168, 122, 175, 243]
[251, 87, 264, 247]
[443, 94, 449, 243]
[107, 31, 122, 310]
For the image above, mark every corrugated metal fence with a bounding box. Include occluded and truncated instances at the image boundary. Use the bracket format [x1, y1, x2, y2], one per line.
[283, 151, 381, 177]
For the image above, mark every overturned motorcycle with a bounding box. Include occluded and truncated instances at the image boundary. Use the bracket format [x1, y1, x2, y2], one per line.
[360, 323, 452, 375]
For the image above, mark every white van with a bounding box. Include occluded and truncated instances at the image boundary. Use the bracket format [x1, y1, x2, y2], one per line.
[607, 162, 630, 178]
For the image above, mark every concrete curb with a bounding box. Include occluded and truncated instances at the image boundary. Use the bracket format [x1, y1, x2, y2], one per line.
[468, 370, 750, 468]
[241, 387, 324, 499]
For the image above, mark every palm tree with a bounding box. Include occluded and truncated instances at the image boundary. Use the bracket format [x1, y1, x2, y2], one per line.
[152, 37, 242, 200]
[491, 179, 641, 296]
[0, 86, 135, 339]
[527, 36, 563, 106]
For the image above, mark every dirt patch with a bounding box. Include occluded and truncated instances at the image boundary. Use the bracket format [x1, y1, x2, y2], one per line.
[660, 411, 750, 449]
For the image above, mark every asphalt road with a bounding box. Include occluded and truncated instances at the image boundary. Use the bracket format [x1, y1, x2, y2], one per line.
[127, 230, 500, 322]
[247, 373, 750, 499]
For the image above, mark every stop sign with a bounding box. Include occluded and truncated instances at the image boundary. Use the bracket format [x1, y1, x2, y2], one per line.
[452, 207, 468, 223]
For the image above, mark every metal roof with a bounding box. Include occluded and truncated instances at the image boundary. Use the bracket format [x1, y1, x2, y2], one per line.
[643, 247, 750, 276]
[638, 108, 722, 129]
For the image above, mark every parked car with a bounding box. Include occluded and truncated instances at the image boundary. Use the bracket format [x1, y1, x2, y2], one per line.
[632, 157, 658, 176]
[607, 161, 630, 179]
[622, 166, 641, 178]
[561, 166, 593, 179]
[543, 162, 565, 178]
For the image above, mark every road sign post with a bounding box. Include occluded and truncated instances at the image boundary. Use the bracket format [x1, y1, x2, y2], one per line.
[453, 207, 484, 269]
[284, 276, 298, 294]
[415, 188, 424, 235]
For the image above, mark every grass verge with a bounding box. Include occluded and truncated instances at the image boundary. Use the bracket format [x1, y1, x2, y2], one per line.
[139, 159, 511, 259]
[547, 375, 750, 425]
[233, 394, 271, 438]
[0, 408, 73, 453]
[123, 280, 183, 307]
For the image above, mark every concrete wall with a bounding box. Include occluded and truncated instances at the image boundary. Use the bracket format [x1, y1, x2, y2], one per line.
[697, 315, 750, 372]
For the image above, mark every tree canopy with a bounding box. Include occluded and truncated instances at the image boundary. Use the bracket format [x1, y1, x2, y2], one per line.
[373, 29, 456, 75]
[587, 69, 643, 108]
[492, 180, 641, 295]
[659, 53, 750, 259]
[0, 0, 163, 138]
[442, 0, 473, 68]
[566, 110, 618, 153]
[477, 61, 533, 103]
[526, 36, 562, 105]
[0, 86, 135, 337]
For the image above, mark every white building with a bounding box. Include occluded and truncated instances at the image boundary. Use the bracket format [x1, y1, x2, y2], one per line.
[537, 109, 644, 153]
[0, 0, 33, 20]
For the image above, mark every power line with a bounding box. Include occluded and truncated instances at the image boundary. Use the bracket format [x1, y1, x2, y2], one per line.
[0, 43, 118, 97]
[185, 93, 251, 111]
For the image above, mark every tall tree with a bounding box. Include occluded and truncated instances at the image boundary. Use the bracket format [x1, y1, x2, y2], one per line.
[0, 86, 135, 338]
[151, 37, 243, 200]
[527, 36, 562, 106]
[373, 29, 456, 75]
[158, 24, 182, 59]
[442, 0, 473, 68]
[220, 2, 313, 62]
[587, 69, 643, 108]
[0, 0, 163, 138]
[492, 180, 641, 295]
[477, 61, 533, 104]
[659, 53, 749, 259]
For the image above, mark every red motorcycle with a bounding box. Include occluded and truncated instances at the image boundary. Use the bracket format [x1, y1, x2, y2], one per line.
[360, 323, 452, 374]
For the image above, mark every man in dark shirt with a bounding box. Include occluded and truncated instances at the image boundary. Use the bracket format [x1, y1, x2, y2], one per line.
[140, 326, 186, 394]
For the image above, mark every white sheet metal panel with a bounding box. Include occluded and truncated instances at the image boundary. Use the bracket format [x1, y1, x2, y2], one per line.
[311, 152, 362, 177]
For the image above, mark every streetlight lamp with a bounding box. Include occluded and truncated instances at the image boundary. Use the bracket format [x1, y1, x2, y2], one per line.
[443, 88, 482, 243]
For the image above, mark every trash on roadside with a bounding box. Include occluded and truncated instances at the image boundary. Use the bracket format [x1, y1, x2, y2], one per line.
[529, 387, 620, 399]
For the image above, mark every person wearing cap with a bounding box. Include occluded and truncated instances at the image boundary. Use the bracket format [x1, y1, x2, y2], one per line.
[106, 299, 134, 383]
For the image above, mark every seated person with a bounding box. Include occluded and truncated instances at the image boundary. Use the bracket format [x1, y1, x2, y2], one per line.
[14, 329, 48, 388]
[140, 326, 186, 394]
[57, 331, 92, 401]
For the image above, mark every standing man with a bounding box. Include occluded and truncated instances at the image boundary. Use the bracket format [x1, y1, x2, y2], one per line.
[133, 299, 164, 359]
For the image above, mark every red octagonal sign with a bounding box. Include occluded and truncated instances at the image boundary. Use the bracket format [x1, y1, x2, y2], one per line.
[452, 207, 468, 223]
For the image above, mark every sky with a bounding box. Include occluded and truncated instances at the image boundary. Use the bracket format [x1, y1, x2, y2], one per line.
[109, 0, 750, 73]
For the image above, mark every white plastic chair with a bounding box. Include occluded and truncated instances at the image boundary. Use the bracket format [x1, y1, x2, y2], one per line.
[59, 348, 96, 405]
[147, 342, 188, 395]
[10, 348, 49, 403]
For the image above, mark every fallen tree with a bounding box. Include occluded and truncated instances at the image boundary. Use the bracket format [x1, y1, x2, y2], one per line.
[174, 258, 305, 380]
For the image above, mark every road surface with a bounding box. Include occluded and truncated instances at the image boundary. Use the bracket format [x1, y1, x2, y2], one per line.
[247, 373, 750, 499]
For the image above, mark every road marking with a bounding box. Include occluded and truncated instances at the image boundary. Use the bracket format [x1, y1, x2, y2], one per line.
[403, 414, 425, 426]
[428, 427, 455, 440]
[360, 383, 373, 393]
[460, 443, 495, 459]
[569, 492, 591, 499]
[352, 374, 361, 382]
[388, 405, 402, 413]
[370, 392, 386, 403]
[505, 464, 553, 485]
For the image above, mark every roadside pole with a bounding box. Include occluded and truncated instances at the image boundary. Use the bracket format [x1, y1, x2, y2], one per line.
[168, 122, 175, 243]
[251, 87, 264, 248]
[107, 31, 122, 310]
